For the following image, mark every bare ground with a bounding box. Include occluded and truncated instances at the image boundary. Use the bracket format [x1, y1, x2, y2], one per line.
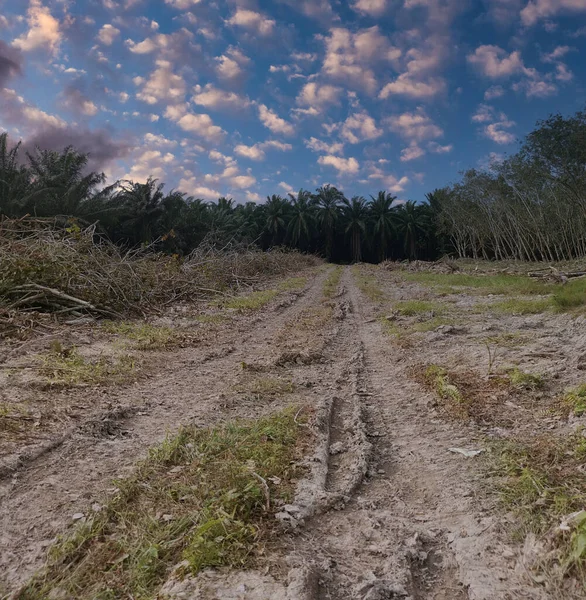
[1, 263, 580, 599]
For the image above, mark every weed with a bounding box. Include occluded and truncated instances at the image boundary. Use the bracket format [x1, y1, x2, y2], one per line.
[17, 408, 310, 600]
[485, 332, 530, 348]
[221, 289, 279, 311]
[553, 278, 586, 311]
[393, 299, 445, 316]
[563, 384, 586, 416]
[323, 266, 343, 299]
[491, 298, 552, 315]
[103, 321, 179, 350]
[424, 365, 465, 405]
[507, 367, 544, 390]
[278, 277, 307, 292]
[38, 345, 136, 386]
[351, 266, 383, 302]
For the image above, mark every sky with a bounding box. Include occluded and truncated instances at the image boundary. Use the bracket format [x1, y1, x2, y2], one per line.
[0, 0, 585, 204]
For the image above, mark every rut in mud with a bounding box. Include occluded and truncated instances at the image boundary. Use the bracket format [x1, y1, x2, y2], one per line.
[0, 265, 559, 599]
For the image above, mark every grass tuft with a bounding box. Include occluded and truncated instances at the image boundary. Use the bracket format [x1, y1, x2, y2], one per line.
[424, 365, 465, 406]
[351, 265, 383, 302]
[103, 321, 180, 350]
[491, 297, 552, 315]
[38, 342, 136, 386]
[553, 278, 586, 312]
[17, 408, 310, 600]
[323, 266, 343, 299]
[393, 299, 445, 317]
[563, 384, 586, 416]
[506, 367, 544, 390]
[221, 289, 279, 311]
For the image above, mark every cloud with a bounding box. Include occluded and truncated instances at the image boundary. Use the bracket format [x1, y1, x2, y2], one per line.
[230, 174, 257, 189]
[471, 103, 495, 123]
[541, 45, 571, 63]
[279, 181, 295, 194]
[321, 26, 401, 95]
[227, 9, 275, 36]
[97, 24, 120, 45]
[305, 137, 345, 154]
[387, 108, 443, 141]
[275, 0, 337, 23]
[192, 84, 250, 111]
[484, 119, 515, 144]
[0, 42, 23, 88]
[165, 0, 202, 7]
[352, 0, 388, 16]
[367, 167, 409, 193]
[467, 45, 526, 78]
[400, 142, 425, 162]
[296, 82, 342, 112]
[484, 85, 505, 99]
[555, 63, 573, 81]
[379, 76, 445, 99]
[12, 0, 61, 56]
[428, 141, 453, 153]
[62, 84, 99, 116]
[246, 191, 262, 202]
[177, 178, 220, 200]
[144, 132, 177, 147]
[174, 112, 225, 142]
[258, 104, 295, 136]
[234, 139, 293, 161]
[215, 47, 250, 81]
[341, 111, 383, 143]
[135, 60, 186, 105]
[521, 0, 586, 26]
[318, 155, 360, 174]
[512, 78, 557, 97]
[123, 149, 177, 182]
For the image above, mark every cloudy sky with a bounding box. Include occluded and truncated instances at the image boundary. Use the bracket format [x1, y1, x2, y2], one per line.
[0, 0, 585, 202]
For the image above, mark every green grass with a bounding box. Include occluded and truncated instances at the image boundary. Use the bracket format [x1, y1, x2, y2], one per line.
[323, 265, 343, 299]
[506, 367, 544, 390]
[563, 384, 586, 416]
[38, 343, 136, 386]
[424, 365, 464, 405]
[553, 278, 586, 311]
[393, 299, 446, 316]
[490, 297, 552, 315]
[17, 408, 309, 600]
[402, 272, 554, 296]
[221, 289, 279, 311]
[351, 265, 384, 302]
[103, 322, 179, 350]
[278, 277, 307, 292]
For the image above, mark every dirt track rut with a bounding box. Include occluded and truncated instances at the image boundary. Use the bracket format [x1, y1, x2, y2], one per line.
[1, 266, 547, 599]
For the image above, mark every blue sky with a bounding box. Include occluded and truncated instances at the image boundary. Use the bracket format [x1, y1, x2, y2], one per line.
[0, 0, 585, 203]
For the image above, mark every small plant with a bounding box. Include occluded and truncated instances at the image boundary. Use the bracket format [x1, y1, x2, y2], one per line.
[38, 345, 136, 386]
[393, 299, 445, 317]
[221, 289, 279, 311]
[103, 321, 180, 350]
[563, 384, 586, 416]
[424, 365, 464, 404]
[485, 343, 500, 375]
[507, 367, 544, 390]
[17, 408, 309, 599]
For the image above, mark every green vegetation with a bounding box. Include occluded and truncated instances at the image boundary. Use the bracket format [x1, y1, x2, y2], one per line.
[323, 265, 343, 299]
[563, 385, 586, 416]
[553, 278, 586, 311]
[38, 342, 136, 386]
[17, 409, 308, 600]
[352, 266, 383, 302]
[393, 299, 445, 316]
[491, 297, 552, 315]
[103, 322, 179, 350]
[424, 365, 464, 405]
[221, 289, 279, 311]
[506, 367, 544, 390]
[493, 433, 586, 583]
[278, 276, 307, 292]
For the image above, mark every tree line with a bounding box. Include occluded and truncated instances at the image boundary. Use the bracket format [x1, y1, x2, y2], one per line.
[1, 104, 585, 263]
[0, 132, 439, 263]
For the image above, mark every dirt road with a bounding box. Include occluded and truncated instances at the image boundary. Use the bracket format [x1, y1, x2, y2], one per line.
[0, 266, 549, 598]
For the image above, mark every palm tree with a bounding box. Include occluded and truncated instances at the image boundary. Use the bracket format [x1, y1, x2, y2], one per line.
[287, 189, 314, 250]
[342, 196, 368, 262]
[314, 184, 343, 260]
[264, 194, 289, 246]
[395, 200, 430, 260]
[369, 191, 396, 262]
[0, 133, 31, 217]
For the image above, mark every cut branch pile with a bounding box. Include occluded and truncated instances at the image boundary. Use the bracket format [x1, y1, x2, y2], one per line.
[0, 218, 319, 330]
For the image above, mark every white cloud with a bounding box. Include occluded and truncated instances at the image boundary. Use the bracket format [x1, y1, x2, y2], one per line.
[400, 142, 425, 162]
[215, 47, 250, 81]
[428, 141, 453, 153]
[12, 0, 61, 56]
[352, 0, 388, 15]
[165, 0, 201, 7]
[541, 45, 571, 63]
[178, 178, 220, 200]
[368, 167, 409, 193]
[484, 85, 505, 100]
[144, 132, 177, 147]
[471, 103, 495, 123]
[97, 24, 120, 46]
[258, 104, 295, 136]
[379, 76, 445, 99]
[318, 155, 360, 174]
[387, 108, 443, 141]
[235, 144, 265, 161]
[521, 0, 586, 26]
[135, 60, 186, 105]
[321, 27, 401, 95]
[484, 118, 516, 144]
[467, 45, 526, 78]
[341, 111, 383, 144]
[555, 63, 573, 81]
[172, 112, 225, 142]
[123, 149, 176, 183]
[279, 181, 295, 194]
[227, 9, 275, 36]
[305, 137, 345, 154]
[230, 174, 256, 189]
[192, 84, 250, 110]
[246, 191, 263, 202]
[512, 78, 557, 97]
[296, 82, 342, 112]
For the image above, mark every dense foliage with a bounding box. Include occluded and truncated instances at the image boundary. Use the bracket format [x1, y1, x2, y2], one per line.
[0, 133, 438, 263]
[2, 105, 585, 262]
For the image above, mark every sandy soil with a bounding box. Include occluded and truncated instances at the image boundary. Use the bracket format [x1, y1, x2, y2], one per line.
[1, 264, 578, 599]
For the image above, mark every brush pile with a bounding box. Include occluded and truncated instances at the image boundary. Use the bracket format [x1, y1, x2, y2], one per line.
[0, 218, 319, 331]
